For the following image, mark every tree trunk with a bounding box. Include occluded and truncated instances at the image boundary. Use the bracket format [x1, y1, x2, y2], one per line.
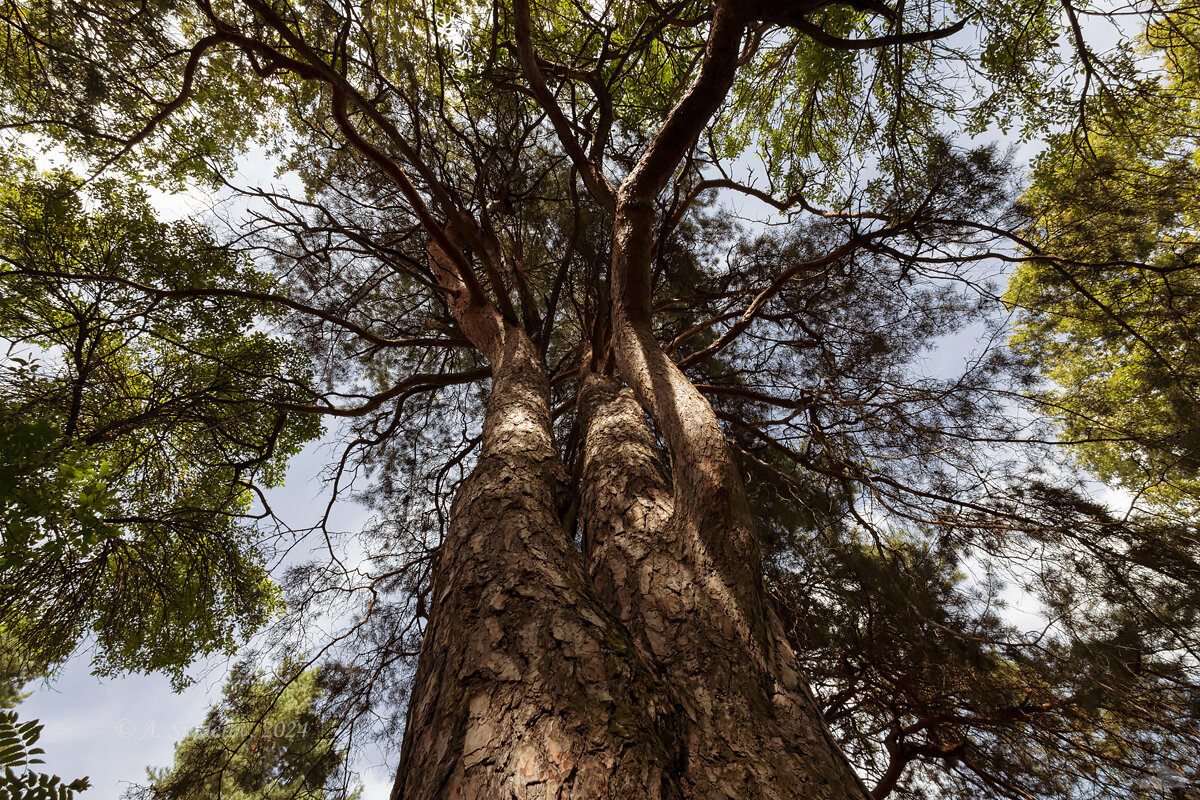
[579, 373, 871, 799]
[392, 333, 870, 797]
[393, 330, 685, 799]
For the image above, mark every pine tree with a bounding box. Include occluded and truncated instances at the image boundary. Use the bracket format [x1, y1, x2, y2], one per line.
[1, 2, 1199, 797]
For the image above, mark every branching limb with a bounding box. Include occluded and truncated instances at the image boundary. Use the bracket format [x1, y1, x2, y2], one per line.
[0, 264, 467, 350]
[512, 0, 617, 211]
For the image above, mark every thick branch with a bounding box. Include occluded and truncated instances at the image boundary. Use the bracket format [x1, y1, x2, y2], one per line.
[622, 0, 750, 208]
[789, 16, 966, 50]
[426, 239, 505, 362]
[609, 1, 754, 522]
[512, 0, 617, 211]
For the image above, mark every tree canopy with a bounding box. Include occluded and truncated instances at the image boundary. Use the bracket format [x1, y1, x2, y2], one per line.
[1009, 10, 1200, 514]
[0, 157, 320, 686]
[1, 0, 1199, 798]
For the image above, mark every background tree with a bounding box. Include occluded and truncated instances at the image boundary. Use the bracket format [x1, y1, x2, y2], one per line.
[0, 710, 89, 800]
[130, 660, 359, 800]
[0, 1, 1198, 798]
[1009, 9, 1200, 515]
[0, 156, 322, 685]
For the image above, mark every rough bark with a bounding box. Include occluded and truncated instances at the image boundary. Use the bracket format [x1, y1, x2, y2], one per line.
[393, 331, 684, 799]
[592, 5, 872, 786]
[579, 373, 872, 799]
[578, 374, 676, 644]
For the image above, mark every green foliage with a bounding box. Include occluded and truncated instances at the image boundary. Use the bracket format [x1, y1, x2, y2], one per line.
[0, 711, 89, 800]
[0, 0, 269, 187]
[0, 157, 322, 686]
[721, 1, 1068, 205]
[0, 410, 119, 573]
[1008, 10, 1200, 512]
[0, 632, 48, 711]
[131, 661, 359, 800]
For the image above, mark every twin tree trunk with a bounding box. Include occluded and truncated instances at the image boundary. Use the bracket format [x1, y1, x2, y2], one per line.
[391, 325, 871, 799]
[390, 7, 872, 787]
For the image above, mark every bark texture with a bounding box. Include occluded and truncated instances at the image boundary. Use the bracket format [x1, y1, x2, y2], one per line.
[590, 0, 873, 782]
[393, 331, 684, 800]
[579, 374, 871, 799]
